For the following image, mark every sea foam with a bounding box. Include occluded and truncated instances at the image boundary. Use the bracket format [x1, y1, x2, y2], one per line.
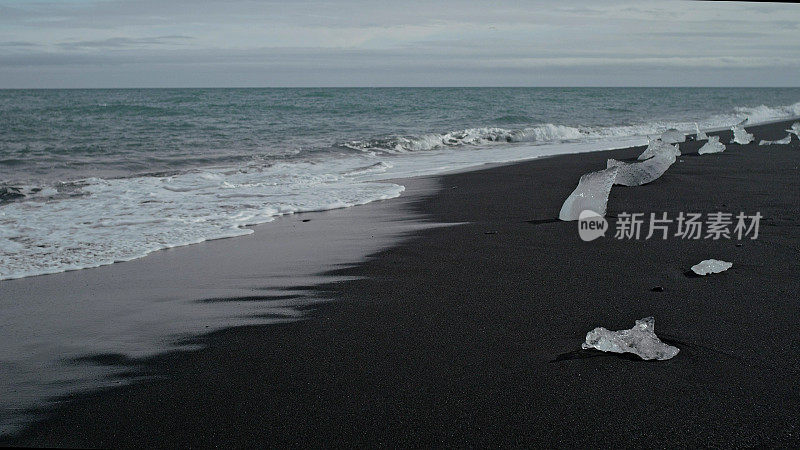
[0, 163, 405, 280]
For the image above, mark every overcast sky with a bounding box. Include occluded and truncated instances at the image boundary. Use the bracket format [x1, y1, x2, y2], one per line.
[0, 0, 798, 88]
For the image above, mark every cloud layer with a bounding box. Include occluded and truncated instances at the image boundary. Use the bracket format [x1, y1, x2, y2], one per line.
[1, 0, 798, 87]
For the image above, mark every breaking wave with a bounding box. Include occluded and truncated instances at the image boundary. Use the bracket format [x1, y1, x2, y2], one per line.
[339, 124, 586, 153]
[733, 102, 800, 125]
[337, 101, 800, 154]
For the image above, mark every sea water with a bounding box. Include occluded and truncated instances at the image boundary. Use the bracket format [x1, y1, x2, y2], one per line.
[2, 87, 800, 280]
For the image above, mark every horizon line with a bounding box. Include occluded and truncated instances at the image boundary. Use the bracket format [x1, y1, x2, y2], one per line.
[2, 86, 800, 90]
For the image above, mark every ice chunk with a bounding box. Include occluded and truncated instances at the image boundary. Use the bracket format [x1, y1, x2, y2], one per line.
[698, 135, 726, 154]
[582, 317, 679, 361]
[637, 139, 680, 160]
[607, 150, 676, 186]
[661, 128, 686, 144]
[691, 259, 732, 275]
[731, 125, 754, 144]
[558, 166, 619, 221]
[695, 123, 708, 141]
[785, 122, 800, 137]
[759, 134, 792, 146]
[0, 186, 25, 202]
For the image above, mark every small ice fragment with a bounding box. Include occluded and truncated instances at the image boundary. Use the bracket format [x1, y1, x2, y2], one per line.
[758, 134, 792, 146]
[690, 259, 732, 275]
[638, 139, 680, 160]
[731, 125, 754, 144]
[695, 123, 708, 141]
[582, 317, 679, 361]
[661, 128, 686, 144]
[0, 186, 25, 202]
[786, 122, 800, 137]
[698, 135, 726, 154]
[558, 166, 619, 221]
[607, 150, 676, 186]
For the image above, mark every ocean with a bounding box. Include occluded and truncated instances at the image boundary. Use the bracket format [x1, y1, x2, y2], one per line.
[2, 87, 800, 280]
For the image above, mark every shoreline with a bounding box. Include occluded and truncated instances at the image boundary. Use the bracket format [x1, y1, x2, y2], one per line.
[0, 177, 443, 435]
[3, 119, 800, 446]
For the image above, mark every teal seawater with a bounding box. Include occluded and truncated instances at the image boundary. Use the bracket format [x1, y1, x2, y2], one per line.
[2, 87, 799, 185]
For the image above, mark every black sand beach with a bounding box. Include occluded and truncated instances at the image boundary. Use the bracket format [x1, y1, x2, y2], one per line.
[3, 120, 799, 447]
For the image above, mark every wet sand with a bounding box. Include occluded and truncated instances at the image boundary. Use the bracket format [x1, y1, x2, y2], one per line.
[3, 119, 799, 447]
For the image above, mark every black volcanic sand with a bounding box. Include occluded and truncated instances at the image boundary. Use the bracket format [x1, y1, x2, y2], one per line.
[4, 120, 800, 447]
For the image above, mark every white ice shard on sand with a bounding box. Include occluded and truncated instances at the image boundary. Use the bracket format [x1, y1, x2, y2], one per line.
[582, 317, 679, 361]
[637, 138, 680, 161]
[698, 135, 726, 155]
[558, 166, 619, 221]
[785, 122, 800, 138]
[607, 150, 676, 186]
[661, 128, 686, 144]
[691, 259, 732, 275]
[759, 134, 792, 146]
[695, 123, 708, 141]
[731, 125, 754, 145]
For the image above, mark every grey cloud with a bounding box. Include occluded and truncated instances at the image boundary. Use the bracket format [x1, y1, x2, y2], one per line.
[648, 31, 770, 39]
[2, 46, 796, 71]
[57, 35, 194, 50]
[3, 59, 798, 89]
[0, 41, 40, 48]
[772, 20, 799, 30]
